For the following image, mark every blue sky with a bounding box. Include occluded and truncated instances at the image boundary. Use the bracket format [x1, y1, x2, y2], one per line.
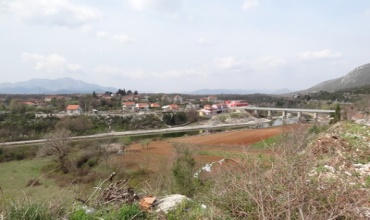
[1, 0, 370, 93]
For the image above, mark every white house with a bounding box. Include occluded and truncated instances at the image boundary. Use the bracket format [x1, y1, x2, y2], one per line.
[66, 105, 83, 115]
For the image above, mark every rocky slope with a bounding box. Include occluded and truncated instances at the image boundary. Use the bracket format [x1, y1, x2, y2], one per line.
[303, 63, 370, 93]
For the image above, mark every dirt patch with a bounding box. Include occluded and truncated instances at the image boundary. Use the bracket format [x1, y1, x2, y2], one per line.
[173, 126, 293, 146]
[111, 125, 301, 173]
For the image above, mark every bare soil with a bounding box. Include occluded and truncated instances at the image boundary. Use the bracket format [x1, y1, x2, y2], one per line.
[112, 125, 300, 173]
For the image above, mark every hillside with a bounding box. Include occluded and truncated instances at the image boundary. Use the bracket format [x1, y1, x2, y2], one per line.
[0, 77, 117, 94]
[303, 63, 370, 93]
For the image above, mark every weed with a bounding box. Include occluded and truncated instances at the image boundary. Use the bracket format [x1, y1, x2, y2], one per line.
[166, 200, 207, 220]
[69, 208, 92, 220]
[115, 204, 146, 219]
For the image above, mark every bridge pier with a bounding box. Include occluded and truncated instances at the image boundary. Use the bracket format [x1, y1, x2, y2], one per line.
[282, 111, 286, 119]
[313, 113, 318, 120]
[297, 112, 302, 120]
[267, 110, 272, 119]
[253, 110, 259, 116]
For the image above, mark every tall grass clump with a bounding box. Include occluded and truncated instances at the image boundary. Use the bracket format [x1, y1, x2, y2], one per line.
[3, 198, 66, 220]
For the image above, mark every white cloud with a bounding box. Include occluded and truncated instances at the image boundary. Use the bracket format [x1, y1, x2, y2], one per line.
[126, 0, 183, 13]
[94, 56, 284, 81]
[196, 37, 213, 45]
[95, 65, 121, 74]
[242, 0, 259, 11]
[95, 66, 148, 80]
[96, 31, 135, 44]
[257, 57, 286, 67]
[299, 49, 342, 60]
[1, 0, 101, 27]
[212, 56, 248, 70]
[126, 0, 155, 11]
[22, 53, 83, 74]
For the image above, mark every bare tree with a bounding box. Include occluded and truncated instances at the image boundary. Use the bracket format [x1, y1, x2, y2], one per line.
[42, 128, 72, 173]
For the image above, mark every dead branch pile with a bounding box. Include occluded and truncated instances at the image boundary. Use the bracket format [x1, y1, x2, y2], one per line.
[96, 180, 139, 207]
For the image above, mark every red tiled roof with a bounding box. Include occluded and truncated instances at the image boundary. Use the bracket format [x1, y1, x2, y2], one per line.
[66, 105, 80, 110]
[123, 102, 135, 105]
[137, 103, 149, 108]
[150, 103, 161, 108]
[23, 101, 36, 106]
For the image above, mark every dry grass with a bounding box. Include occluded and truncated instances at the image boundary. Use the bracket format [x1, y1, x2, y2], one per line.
[204, 125, 370, 219]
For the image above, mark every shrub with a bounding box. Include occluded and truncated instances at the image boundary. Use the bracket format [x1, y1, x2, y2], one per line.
[209, 127, 368, 219]
[0, 145, 38, 162]
[115, 204, 146, 220]
[308, 125, 320, 134]
[171, 146, 198, 197]
[69, 209, 92, 220]
[69, 204, 146, 220]
[7, 203, 52, 220]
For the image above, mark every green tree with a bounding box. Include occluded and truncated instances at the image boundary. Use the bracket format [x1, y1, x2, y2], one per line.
[172, 147, 197, 197]
[9, 99, 26, 114]
[331, 104, 341, 124]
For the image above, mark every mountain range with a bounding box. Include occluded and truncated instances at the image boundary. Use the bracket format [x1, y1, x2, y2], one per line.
[189, 88, 292, 95]
[0, 78, 117, 94]
[1, 62, 370, 94]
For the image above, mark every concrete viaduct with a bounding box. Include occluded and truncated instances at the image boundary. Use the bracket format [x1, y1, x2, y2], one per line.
[232, 106, 335, 120]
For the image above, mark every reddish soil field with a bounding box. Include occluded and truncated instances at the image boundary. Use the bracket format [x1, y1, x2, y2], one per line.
[112, 125, 302, 173]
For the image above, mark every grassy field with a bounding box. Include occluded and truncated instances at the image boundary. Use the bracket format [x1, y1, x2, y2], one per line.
[0, 158, 74, 204]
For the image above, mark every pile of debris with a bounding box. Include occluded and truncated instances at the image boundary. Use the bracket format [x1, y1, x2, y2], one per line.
[96, 180, 139, 207]
[77, 173, 196, 215]
[140, 194, 193, 214]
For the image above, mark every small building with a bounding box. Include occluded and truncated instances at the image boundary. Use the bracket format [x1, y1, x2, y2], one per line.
[162, 104, 179, 112]
[23, 101, 37, 107]
[135, 103, 149, 111]
[168, 104, 179, 111]
[150, 103, 161, 108]
[185, 103, 199, 110]
[122, 101, 135, 112]
[66, 105, 83, 115]
[122, 95, 134, 102]
[199, 105, 217, 117]
[212, 103, 228, 113]
[225, 100, 248, 107]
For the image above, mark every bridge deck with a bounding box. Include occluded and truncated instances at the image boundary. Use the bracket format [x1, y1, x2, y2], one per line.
[233, 106, 335, 113]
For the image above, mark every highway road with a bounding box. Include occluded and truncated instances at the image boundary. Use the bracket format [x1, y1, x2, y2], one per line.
[0, 119, 270, 147]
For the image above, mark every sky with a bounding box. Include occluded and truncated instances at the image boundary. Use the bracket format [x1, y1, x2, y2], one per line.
[1, 0, 370, 93]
